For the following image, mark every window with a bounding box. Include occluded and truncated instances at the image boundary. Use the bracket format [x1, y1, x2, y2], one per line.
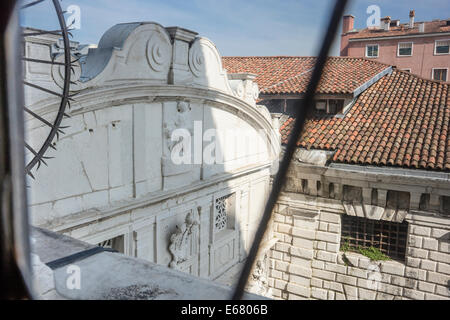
[340, 215, 408, 261]
[215, 195, 229, 232]
[432, 68, 448, 82]
[328, 99, 344, 114]
[398, 42, 413, 56]
[214, 193, 236, 233]
[98, 235, 125, 253]
[315, 100, 327, 112]
[315, 99, 344, 115]
[366, 44, 379, 58]
[435, 40, 450, 54]
[441, 196, 450, 215]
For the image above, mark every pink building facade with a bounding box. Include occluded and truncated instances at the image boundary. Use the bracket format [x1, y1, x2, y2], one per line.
[340, 13, 450, 82]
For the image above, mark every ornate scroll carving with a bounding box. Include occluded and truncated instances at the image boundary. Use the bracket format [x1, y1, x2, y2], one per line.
[146, 32, 171, 72]
[52, 53, 82, 89]
[168, 212, 199, 270]
[252, 82, 259, 100]
[188, 41, 206, 77]
[229, 80, 245, 99]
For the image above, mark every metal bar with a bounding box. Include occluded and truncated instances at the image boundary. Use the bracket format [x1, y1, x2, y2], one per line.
[232, 0, 349, 300]
[22, 30, 63, 37]
[22, 57, 66, 66]
[20, 0, 44, 9]
[23, 81, 65, 98]
[24, 107, 64, 135]
[24, 107, 54, 128]
[46, 247, 117, 270]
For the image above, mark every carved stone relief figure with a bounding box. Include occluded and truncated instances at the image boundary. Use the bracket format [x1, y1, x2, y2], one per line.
[246, 239, 278, 297]
[168, 211, 199, 270]
[162, 101, 194, 177]
[163, 101, 192, 154]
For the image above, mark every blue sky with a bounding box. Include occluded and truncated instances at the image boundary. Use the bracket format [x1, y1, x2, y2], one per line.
[21, 0, 450, 56]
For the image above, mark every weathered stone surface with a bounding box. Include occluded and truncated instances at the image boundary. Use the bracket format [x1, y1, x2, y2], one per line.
[286, 283, 310, 298]
[311, 287, 327, 300]
[25, 21, 281, 297]
[380, 262, 405, 276]
[312, 269, 336, 281]
[336, 274, 357, 286]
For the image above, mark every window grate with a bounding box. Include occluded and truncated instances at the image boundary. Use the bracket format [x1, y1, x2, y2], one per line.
[340, 215, 408, 261]
[214, 194, 231, 232]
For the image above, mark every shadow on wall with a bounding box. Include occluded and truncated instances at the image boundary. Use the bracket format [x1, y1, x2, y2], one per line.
[24, 22, 280, 297]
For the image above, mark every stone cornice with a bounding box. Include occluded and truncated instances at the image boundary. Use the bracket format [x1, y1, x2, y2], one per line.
[43, 161, 273, 233]
[28, 83, 281, 159]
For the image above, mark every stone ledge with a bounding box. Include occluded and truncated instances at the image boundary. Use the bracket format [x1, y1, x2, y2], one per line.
[32, 227, 265, 300]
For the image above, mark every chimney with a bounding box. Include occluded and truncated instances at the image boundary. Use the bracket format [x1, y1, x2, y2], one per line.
[381, 16, 391, 31]
[419, 23, 425, 33]
[409, 10, 415, 28]
[342, 15, 354, 34]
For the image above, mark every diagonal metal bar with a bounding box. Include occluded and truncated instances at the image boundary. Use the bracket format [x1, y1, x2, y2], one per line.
[24, 142, 47, 169]
[23, 81, 65, 98]
[22, 57, 66, 66]
[20, 0, 45, 9]
[24, 107, 64, 134]
[22, 29, 63, 37]
[232, 0, 349, 300]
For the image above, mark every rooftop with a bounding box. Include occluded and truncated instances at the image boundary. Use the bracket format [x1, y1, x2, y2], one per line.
[222, 56, 390, 95]
[346, 19, 450, 40]
[279, 69, 450, 171]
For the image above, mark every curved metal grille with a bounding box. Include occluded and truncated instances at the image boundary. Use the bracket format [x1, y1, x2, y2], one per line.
[21, 0, 76, 178]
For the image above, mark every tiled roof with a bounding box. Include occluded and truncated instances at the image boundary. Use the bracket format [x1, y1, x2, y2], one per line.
[346, 19, 450, 40]
[222, 56, 389, 95]
[280, 70, 450, 171]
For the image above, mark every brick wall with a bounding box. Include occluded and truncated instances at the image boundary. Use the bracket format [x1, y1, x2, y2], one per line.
[267, 162, 450, 300]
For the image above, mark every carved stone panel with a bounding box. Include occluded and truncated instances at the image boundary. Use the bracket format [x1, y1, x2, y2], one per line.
[168, 211, 199, 271]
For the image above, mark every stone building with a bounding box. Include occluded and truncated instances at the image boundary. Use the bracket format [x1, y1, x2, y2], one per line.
[25, 19, 449, 300]
[24, 22, 280, 286]
[223, 56, 450, 300]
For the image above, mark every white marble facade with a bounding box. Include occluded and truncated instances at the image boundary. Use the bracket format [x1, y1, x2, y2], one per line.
[25, 22, 280, 281]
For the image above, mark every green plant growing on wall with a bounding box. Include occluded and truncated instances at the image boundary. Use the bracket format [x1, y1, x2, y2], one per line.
[340, 237, 390, 263]
[358, 246, 390, 261]
[340, 237, 350, 252]
[340, 237, 354, 266]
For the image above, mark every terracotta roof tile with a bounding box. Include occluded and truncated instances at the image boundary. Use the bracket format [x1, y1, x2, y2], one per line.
[222, 56, 389, 95]
[279, 70, 450, 171]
